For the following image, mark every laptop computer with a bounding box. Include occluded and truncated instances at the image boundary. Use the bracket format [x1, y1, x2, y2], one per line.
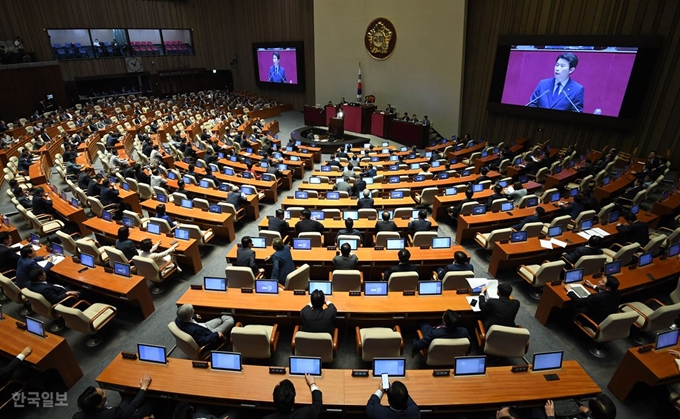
[204, 276, 227, 292]
[604, 261, 621, 275]
[255, 280, 279, 294]
[655, 329, 679, 350]
[364, 281, 388, 296]
[113, 261, 131, 278]
[564, 268, 584, 284]
[211, 351, 242, 372]
[372, 358, 405, 377]
[454, 356, 487, 376]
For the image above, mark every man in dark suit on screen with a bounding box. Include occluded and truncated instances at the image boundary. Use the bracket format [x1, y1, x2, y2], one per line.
[527, 52, 584, 112]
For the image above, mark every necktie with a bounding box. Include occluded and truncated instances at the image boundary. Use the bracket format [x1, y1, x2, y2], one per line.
[551, 82, 562, 106]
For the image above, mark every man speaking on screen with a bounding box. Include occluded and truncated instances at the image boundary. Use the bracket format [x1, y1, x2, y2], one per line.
[268, 52, 287, 83]
[527, 52, 584, 112]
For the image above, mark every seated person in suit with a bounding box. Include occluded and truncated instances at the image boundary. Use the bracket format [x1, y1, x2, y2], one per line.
[366, 380, 419, 419]
[0, 346, 31, 385]
[332, 243, 359, 270]
[16, 245, 54, 288]
[511, 206, 545, 231]
[505, 181, 528, 205]
[300, 289, 337, 334]
[357, 189, 374, 209]
[353, 177, 367, 197]
[363, 163, 377, 178]
[334, 176, 353, 195]
[296, 209, 324, 234]
[562, 235, 603, 265]
[544, 393, 617, 419]
[383, 249, 419, 281]
[336, 218, 363, 245]
[271, 238, 295, 286]
[342, 163, 357, 179]
[408, 209, 431, 233]
[616, 212, 650, 247]
[235, 236, 264, 275]
[265, 375, 322, 419]
[226, 186, 248, 211]
[175, 179, 195, 201]
[0, 232, 20, 272]
[139, 238, 181, 273]
[582, 190, 601, 213]
[154, 203, 176, 227]
[31, 187, 55, 216]
[615, 177, 643, 205]
[78, 167, 94, 190]
[374, 211, 398, 232]
[268, 209, 290, 237]
[565, 275, 621, 324]
[473, 166, 491, 184]
[560, 193, 585, 220]
[175, 303, 234, 348]
[412, 310, 468, 355]
[447, 187, 475, 220]
[87, 174, 104, 197]
[479, 283, 520, 330]
[100, 179, 127, 219]
[115, 226, 138, 262]
[485, 184, 505, 209]
[74, 374, 155, 419]
[26, 267, 80, 306]
[436, 251, 475, 278]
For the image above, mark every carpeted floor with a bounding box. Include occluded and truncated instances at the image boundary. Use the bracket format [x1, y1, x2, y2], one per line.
[1, 110, 674, 419]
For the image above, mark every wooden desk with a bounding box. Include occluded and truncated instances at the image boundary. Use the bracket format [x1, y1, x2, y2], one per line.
[535, 255, 680, 325]
[281, 196, 416, 210]
[42, 185, 90, 236]
[140, 199, 235, 242]
[593, 173, 635, 202]
[178, 288, 475, 319]
[0, 315, 83, 389]
[608, 345, 680, 402]
[240, 150, 307, 176]
[651, 192, 680, 219]
[39, 251, 155, 319]
[96, 357, 599, 413]
[303, 105, 326, 126]
[432, 181, 543, 220]
[257, 216, 438, 245]
[165, 179, 262, 220]
[83, 217, 203, 273]
[0, 217, 21, 243]
[365, 171, 501, 193]
[456, 202, 563, 244]
[118, 189, 143, 214]
[219, 158, 294, 189]
[226, 245, 462, 281]
[545, 168, 579, 189]
[447, 141, 487, 159]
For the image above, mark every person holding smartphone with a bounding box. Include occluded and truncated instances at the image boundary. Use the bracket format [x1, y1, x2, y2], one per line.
[366, 378, 420, 418]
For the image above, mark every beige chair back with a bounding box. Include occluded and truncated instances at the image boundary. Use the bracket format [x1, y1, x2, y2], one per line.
[168, 321, 201, 359]
[644, 303, 680, 332]
[231, 325, 274, 359]
[520, 222, 544, 237]
[483, 325, 530, 358]
[359, 209, 378, 219]
[331, 270, 362, 291]
[574, 255, 608, 276]
[298, 232, 322, 247]
[418, 187, 439, 206]
[0, 274, 25, 304]
[131, 256, 163, 283]
[55, 303, 115, 335]
[412, 232, 438, 247]
[359, 327, 402, 361]
[149, 217, 173, 233]
[21, 288, 58, 320]
[642, 234, 665, 256]
[259, 230, 281, 246]
[375, 231, 400, 247]
[612, 242, 640, 266]
[56, 231, 79, 255]
[540, 188, 559, 204]
[388, 272, 419, 291]
[285, 264, 310, 290]
[597, 203, 615, 224]
[294, 331, 334, 363]
[426, 337, 470, 366]
[225, 266, 255, 288]
[441, 271, 475, 290]
[592, 311, 639, 343]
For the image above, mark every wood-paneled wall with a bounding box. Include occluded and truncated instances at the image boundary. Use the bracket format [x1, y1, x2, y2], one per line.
[0, 63, 68, 122]
[0, 0, 314, 110]
[462, 0, 680, 163]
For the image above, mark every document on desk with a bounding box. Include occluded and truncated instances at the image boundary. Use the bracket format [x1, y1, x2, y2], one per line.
[576, 231, 592, 240]
[550, 238, 567, 248]
[466, 296, 482, 312]
[590, 227, 610, 237]
[540, 239, 554, 249]
[465, 278, 499, 298]
[38, 256, 64, 267]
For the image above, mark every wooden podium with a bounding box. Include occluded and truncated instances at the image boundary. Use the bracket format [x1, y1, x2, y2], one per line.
[329, 117, 344, 137]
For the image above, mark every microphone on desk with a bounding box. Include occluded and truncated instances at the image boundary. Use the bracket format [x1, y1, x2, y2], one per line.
[563, 91, 581, 113]
[525, 91, 549, 107]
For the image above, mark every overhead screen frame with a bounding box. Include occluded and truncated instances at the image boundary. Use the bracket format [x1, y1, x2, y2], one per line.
[252, 41, 306, 92]
[487, 35, 663, 129]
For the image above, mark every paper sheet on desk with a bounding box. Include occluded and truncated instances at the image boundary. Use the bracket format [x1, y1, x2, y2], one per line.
[10, 243, 22, 249]
[590, 228, 610, 237]
[466, 296, 482, 312]
[576, 231, 592, 240]
[550, 238, 567, 248]
[38, 256, 64, 267]
[465, 278, 499, 299]
[540, 239, 553, 249]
